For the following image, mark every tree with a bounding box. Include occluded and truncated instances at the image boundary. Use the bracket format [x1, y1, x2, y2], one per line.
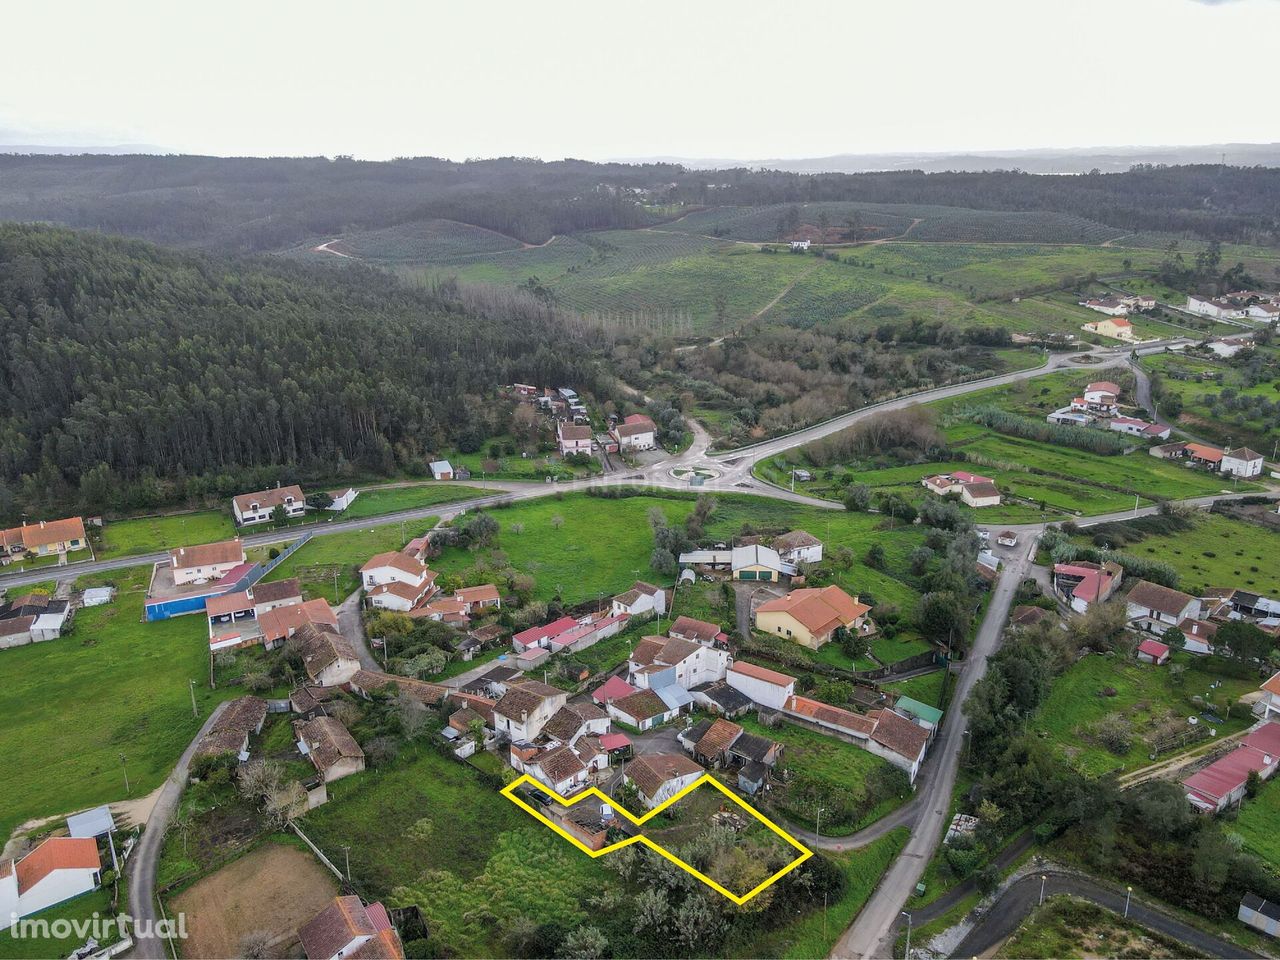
[1217, 620, 1271, 662]
[915, 591, 970, 646]
[306, 491, 334, 510]
[650, 547, 677, 577]
[560, 925, 609, 959]
[865, 543, 886, 570]
[240, 931, 273, 959]
[401, 646, 448, 678]
[1161, 625, 1186, 651]
[1247, 769, 1263, 799]
[397, 690, 429, 740]
[843, 484, 871, 512]
[550, 514, 565, 532]
[271, 504, 288, 528]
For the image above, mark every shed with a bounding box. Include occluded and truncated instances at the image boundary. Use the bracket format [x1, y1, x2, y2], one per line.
[66, 806, 115, 839]
[893, 696, 943, 732]
[81, 587, 115, 607]
[429, 460, 454, 481]
[1137, 638, 1171, 665]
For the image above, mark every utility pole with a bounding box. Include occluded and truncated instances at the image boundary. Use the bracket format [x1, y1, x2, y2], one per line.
[189, 678, 199, 717]
[815, 806, 824, 846]
[342, 845, 351, 882]
[119, 753, 130, 795]
[901, 911, 912, 959]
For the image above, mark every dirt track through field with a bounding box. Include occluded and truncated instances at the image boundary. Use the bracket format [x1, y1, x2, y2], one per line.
[170, 843, 337, 958]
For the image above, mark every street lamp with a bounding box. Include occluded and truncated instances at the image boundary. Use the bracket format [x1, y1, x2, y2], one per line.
[189, 679, 199, 718]
[1039, 875, 1047, 906]
[901, 911, 913, 959]
[815, 806, 824, 846]
[1124, 886, 1133, 918]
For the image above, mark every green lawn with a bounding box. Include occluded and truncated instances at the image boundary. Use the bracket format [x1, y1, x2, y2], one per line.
[885, 669, 949, 709]
[1028, 653, 1260, 778]
[737, 715, 908, 835]
[1140, 350, 1280, 453]
[0, 563, 240, 841]
[260, 518, 440, 601]
[1075, 513, 1280, 598]
[0, 885, 124, 960]
[996, 896, 1202, 959]
[301, 747, 613, 957]
[1232, 775, 1280, 871]
[95, 509, 236, 559]
[340, 484, 488, 520]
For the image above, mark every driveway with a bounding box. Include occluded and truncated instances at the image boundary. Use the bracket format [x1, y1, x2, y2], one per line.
[336, 590, 379, 671]
[127, 700, 231, 960]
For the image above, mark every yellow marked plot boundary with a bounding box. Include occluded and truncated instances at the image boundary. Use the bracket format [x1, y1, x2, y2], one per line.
[500, 773, 813, 905]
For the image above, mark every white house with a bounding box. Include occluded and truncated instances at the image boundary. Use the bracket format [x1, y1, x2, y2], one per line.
[611, 581, 667, 619]
[726, 661, 796, 711]
[1186, 295, 1247, 320]
[1259, 673, 1280, 721]
[921, 471, 1002, 508]
[1126, 580, 1201, 634]
[514, 743, 589, 796]
[612, 414, 657, 452]
[789, 240, 811, 252]
[624, 753, 705, 808]
[0, 837, 101, 927]
[607, 688, 681, 730]
[1082, 297, 1129, 317]
[232, 485, 305, 526]
[1222, 447, 1264, 479]
[169, 539, 245, 586]
[299, 896, 402, 960]
[627, 635, 729, 691]
[493, 680, 568, 742]
[1108, 417, 1171, 441]
[429, 460, 454, 481]
[772, 530, 824, 566]
[557, 421, 593, 457]
[1247, 302, 1280, 323]
[360, 551, 438, 612]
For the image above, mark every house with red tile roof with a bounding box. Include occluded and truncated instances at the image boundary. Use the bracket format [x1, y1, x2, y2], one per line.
[300, 895, 404, 960]
[921, 471, 1001, 508]
[592, 675, 638, 705]
[755, 585, 873, 650]
[0, 517, 89, 562]
[0, 836, 101, 923]
[1052, 561, 1123, 614]
[1126, 580, 1201, 634]
[360, 552, 438, 613]
[557, 421, 593, 456]
[624, 753, 704, 808]
[233, 485, 305, 526]
[612, 413, 657, 451]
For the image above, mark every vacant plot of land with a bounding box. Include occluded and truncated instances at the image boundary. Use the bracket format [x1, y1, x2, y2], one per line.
[0, 886, 121, 960]
[97, 509, 236, 559]
[0, 563, 239, 841]
[885, 669, 949, 710]
[170, 843, 337, 960]
[1141, 351, 1280, 452]
[1232, 776, 1280, 870]
[1077, 513, 1280, 598]
[1029, 654, 1259, 778]
[340, 484, 487, 521]
[996, 895, 1203, 959]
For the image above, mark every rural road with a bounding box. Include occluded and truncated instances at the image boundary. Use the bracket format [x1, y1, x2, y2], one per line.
[127, 700, 230, 960]
[835, 543, 1035, 959]
[950, 870, 1262, 959]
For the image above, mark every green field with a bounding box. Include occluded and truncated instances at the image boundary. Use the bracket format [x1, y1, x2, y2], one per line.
[1028, 654, 1260, 778]
[737, 715, 908, 836]
[1076, 513, 1280, 598]
[340, 483, 488, 520]
[96, 509, 236, 559]
[284, 218, 524, 264]
[428, 492, 925, 610]
[1141, 350, 1280, 452]
[0, 563, 236, 841]
[1232, 776, 1280, 871]
[260, 518, 440, 601]
[885, 669, 949, 709]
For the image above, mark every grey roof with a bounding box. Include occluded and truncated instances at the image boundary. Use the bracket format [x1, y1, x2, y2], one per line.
[655, 684, 694, 711]
[1242, 893, 1280, 923]
[692, 681, 752, 715]
[66, 805, 115, 838]
[729, 732, 776, 763]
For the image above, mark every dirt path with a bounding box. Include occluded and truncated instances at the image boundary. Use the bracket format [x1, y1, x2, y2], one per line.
[311, 238, 355, 259]
[753, 260, 822, 320]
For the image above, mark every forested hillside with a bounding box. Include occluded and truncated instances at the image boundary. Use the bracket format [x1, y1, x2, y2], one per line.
[0, 225, 600, 520]
[2, 154, 1279, 252]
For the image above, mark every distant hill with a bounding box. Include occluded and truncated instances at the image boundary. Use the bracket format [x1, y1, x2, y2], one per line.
[622, 142, 1280, 175]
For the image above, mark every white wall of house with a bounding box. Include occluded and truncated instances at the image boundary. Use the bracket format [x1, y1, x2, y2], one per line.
[726, 671, 794, 710]
[172, 558, 241, 586]
[1127, 599, 1201, 632]
[1222, 454, 1263, 478]
[11, 867, 100, 921]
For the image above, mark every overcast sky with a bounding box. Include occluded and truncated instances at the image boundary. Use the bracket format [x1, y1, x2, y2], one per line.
[3, 0, 1276, 161]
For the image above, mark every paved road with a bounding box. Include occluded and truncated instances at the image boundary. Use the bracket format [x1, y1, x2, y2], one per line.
[127, 700, 230, 960]
[950, 870, 1262, 959]
[835, 543, 1035, 959]
[336, 589, 379, 671]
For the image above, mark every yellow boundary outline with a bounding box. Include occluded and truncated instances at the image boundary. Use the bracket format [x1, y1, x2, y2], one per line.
[500, 772, 812, 905]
